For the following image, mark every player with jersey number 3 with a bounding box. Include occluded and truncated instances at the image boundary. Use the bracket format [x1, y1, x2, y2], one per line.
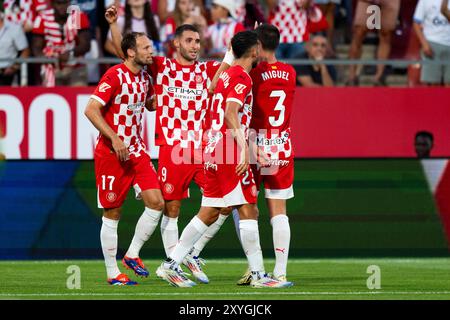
[157, 30, 292, 288]
[84, 32, 165, 285]
[210, 24, 297, 285]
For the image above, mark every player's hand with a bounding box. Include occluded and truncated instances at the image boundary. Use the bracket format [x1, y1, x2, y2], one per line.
[423, 42, 434, 58]
[105, 6, 118, 25]
[236, 146, 250, 176]
[112, 136, 129, 161]
[256, 147, 270, 168]
[253, 21, 262, 30]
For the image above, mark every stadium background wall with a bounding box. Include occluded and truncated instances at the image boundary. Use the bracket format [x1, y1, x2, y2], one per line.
[0, 87, 449, 259]
[1, 87, 450, 159]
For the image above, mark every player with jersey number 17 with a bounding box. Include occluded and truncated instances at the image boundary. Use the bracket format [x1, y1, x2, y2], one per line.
[106, 4, 235, 284]
[84, 32, 165, 286]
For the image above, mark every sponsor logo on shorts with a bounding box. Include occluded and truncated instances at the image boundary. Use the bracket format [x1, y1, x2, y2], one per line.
[164, 183, 174, 194]
[106, 192, 117, 203]
[268, 159, 290, 166]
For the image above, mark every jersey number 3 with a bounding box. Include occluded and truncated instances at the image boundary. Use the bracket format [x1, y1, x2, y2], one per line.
[268, 90, 286, 127]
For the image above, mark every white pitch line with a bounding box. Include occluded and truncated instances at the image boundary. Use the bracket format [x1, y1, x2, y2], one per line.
[2, 259, 450, 265]
[1, 291, 450, 297]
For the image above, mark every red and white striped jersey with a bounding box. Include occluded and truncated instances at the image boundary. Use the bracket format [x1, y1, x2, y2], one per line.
[32, 8, 89, 57]
[91, 63, 153, 159]
[250, 61, 296, 160]
[205, 65, 253, 156]
[206, 18, 245, 56]
[268, 1, 328, 44]
[4, 0, 47, 28]
[148, 56, 221, 149]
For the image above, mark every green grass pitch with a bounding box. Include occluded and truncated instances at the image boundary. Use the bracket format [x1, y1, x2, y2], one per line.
[1, 258, 449, 300]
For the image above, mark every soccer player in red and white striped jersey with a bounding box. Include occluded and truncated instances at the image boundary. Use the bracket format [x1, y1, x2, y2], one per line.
[106, 6, 232, 283]
[157, 31, 292, 288]
[85, 32, 164, 286]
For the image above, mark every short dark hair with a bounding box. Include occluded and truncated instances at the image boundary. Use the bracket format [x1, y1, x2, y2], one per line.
[255, 24, 280, 51]
[415, 131, 434, 142]
[231, 31, 259, 59]
[121, 32, 146, 58]
[174, 24, 200, 38]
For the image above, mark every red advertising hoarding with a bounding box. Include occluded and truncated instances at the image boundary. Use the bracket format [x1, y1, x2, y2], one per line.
[0, 87, 449, 159]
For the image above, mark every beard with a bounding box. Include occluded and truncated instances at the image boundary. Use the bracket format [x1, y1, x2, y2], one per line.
[135, 56, 150, 67]
[252, 60, 258, 69]
[179, 47, 197, 62]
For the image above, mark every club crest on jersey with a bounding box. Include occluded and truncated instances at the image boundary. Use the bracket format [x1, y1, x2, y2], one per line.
[234, 84, 247, 95]
[195, 75, 203, 83]
[99, 82, 111, 93]
[106, 192, 117, 203]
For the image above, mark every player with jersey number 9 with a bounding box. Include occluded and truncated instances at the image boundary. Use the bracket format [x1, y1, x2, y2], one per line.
[106, 5, 238, 285]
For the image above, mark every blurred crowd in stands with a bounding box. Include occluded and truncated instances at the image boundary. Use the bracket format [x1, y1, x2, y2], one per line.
[0, 0, 449, 87]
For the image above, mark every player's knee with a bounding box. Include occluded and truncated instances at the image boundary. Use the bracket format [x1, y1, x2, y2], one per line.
[103, 208, 121, 220]
[238, 204, 258, 220]
[219, 207, 233, 216]
[147, 199, 165, 212]
[165, 201, 181, 218]
[203, 212, 220, 225]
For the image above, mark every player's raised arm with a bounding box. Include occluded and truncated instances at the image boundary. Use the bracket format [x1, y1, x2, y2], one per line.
[208, 48, 235, 94]
[85, 99, 129, 162]
[105, 6, 126, 60]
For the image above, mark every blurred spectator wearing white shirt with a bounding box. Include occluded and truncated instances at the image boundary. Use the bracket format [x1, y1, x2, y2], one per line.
[0, 2, 30, 86]
[413, 0, 450, 86]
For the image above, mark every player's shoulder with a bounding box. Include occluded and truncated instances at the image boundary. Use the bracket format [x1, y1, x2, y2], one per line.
[150, 55, 167, 69]
[101, 64, 124, 83]
[233, 67, 252, 85]
[104, 63, 123, 76]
